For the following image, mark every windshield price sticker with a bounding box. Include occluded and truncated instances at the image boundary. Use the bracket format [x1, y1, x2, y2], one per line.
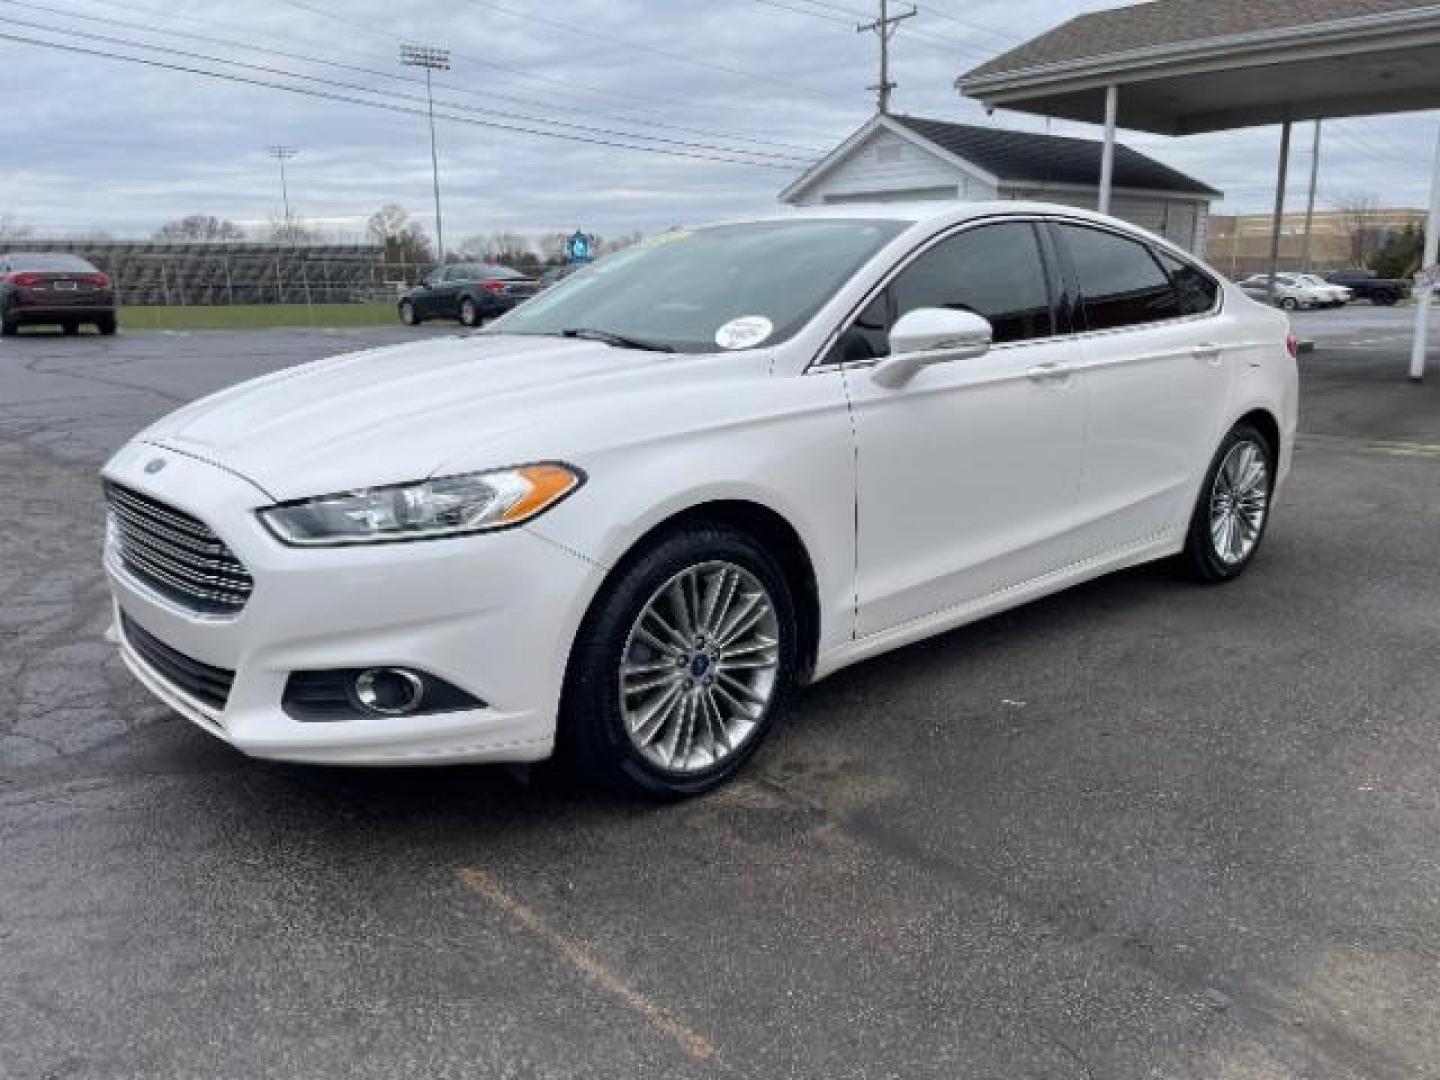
[715, 316, 774, 351]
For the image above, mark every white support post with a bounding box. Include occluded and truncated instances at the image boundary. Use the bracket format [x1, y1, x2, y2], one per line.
[1099, 84, 1118, 215]
[1266, 121, 1293, 307]
[1410, 125, 1440, 383]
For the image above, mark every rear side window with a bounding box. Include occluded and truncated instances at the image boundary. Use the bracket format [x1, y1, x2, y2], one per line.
[1057, 225, 1181, 331]
[1156, 251, 1220, 316]
[890, 222, 1053, 345]
[8, 253, 96, 273]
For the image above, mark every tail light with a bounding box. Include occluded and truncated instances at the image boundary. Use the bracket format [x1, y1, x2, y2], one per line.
[1285, 332, 1299, 360]
[84, 273, 110, 288]
[4, 272, 42, 286]
[481, 280, 507, 294]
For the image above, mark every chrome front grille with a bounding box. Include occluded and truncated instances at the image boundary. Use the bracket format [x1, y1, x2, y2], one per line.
[105, 482, 254, 616]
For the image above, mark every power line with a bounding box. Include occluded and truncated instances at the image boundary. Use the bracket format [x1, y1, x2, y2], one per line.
[474, 0, 840, 101]
[0, 28, 804, 170]
[0, 13, 814, 165]
[10, 0, 828, 155]
[749, 0, 1007, 63]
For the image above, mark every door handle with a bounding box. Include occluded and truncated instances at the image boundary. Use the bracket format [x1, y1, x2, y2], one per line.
[1194, 343, 1223, 366]
[1026, 361, 1070, 384]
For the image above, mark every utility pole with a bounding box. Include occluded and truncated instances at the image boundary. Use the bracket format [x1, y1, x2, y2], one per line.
[857, 0, 916, 115]
[400, 43, 451, 265]
[267, 146, 297, 239]
[1300, 121, 1322, 272]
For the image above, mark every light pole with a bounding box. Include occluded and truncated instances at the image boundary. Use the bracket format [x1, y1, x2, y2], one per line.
[400, 43, 450, 264]
[267, 145, 297, 239]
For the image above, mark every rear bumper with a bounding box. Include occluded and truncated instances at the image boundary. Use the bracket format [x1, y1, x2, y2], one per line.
[8, 304, 115, 322]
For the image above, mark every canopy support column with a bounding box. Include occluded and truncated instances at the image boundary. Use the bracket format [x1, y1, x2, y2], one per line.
[1410, 125, 1440, 383]
[1098, 84, 1118, 215]
[1265, 121, 1293, 306]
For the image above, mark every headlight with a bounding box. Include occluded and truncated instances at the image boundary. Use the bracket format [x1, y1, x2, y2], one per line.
[258, 463, 583, 546]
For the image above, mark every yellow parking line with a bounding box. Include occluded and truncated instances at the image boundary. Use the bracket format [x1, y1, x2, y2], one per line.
[456, 867, 719, 1065]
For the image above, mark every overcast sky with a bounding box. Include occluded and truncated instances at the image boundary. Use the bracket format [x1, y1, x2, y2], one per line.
[1, 0, 1436, 242]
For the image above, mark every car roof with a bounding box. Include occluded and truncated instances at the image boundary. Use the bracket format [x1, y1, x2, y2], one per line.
[730, 199, 1155, 231]
[710, 199, 1215, 269]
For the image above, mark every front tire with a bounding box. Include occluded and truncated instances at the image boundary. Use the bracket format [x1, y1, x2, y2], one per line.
[560, 523, 797, 800]
[399, 300, 420, 326]
[1280, 297, 1299, 311]
[2, 317, 18, 337]
[62, 320, 80, 336]
[1180, 423, 1275, 583]
[96, 315, 117, 336]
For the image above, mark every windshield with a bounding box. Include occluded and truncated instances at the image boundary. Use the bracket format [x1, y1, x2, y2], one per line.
[486, 219, 908, 354]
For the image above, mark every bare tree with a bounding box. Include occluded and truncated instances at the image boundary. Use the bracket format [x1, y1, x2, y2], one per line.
[367, 203, 434, 274]
[1333, 195, 1384, 268]
[267, 211, 319, 244]
[155, 214, 247, 241]
[0, 214, 34, 243]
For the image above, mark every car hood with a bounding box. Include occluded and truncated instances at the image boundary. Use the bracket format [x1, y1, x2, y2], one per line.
[139, 333, 671, 500]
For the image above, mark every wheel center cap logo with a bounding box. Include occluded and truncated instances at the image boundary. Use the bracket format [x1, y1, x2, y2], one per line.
[690, 654, 711, 678]
[144, 458, 166, 475]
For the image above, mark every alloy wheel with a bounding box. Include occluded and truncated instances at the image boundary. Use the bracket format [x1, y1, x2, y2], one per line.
[618, 561, 780, 773]
[1209, 440, 1270, 565]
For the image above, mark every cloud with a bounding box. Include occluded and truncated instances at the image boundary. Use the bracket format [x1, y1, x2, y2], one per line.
[0, 0, 1436, 241]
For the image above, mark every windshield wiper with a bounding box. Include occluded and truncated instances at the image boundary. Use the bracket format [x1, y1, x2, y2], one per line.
[560, 327, 674, 353]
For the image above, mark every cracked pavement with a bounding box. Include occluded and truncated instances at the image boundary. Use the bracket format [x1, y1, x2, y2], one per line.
[2, 312, 1439, 1078]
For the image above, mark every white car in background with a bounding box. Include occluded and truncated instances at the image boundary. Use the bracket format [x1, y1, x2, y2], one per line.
[1237, 273, 1335, 310]
[1294, 274, 1351, 307]
[102, 203, 1298, 799]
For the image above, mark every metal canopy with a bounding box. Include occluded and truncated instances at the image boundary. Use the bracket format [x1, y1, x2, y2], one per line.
[958, 0, 1440, 380]
[960, 3, 1440, 135]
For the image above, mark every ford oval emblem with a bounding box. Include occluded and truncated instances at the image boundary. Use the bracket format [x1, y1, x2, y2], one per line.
[144, 458, 166, 475]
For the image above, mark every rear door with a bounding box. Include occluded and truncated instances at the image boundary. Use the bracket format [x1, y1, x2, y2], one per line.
[1050, 221, 1231, 560]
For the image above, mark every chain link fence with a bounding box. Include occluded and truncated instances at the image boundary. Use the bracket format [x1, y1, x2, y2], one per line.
[11, 240, 423, 307]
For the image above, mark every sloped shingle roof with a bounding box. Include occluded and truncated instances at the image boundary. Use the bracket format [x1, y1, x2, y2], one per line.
[890, 115, 1220, 197]
[966, 0, 1438, 80]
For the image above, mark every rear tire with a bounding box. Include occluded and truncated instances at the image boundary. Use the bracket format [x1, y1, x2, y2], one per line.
[1280, 297, 1299, 311]
[1, 318, 17, 337]
[399, 300, 420, 326]
[559, 523, 797, 800]
[1180, 423, 1276, 584]
[62, 321, 80, 336]
[459, 297, 480, 327]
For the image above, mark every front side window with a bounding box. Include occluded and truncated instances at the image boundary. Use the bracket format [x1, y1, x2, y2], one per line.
[489, 219, 907, 354]
[890, 222, 1054, 345]
[1058, 225, 1182, 331]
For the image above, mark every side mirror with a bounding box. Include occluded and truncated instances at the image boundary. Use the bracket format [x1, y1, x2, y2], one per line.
[872, 308, 993, 388]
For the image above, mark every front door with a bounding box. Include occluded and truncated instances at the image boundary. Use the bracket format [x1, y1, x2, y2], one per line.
[841, 221, 1088, 638]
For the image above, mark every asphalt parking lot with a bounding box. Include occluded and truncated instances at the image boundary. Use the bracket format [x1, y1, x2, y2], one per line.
[3, 309, 1439, 1079]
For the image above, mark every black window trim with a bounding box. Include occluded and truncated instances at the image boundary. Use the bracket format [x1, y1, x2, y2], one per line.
[1045, 219, 1223, 341]
[808, 213, 1068, 373]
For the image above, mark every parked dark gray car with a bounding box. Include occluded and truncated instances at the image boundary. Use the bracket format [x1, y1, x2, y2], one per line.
[1, 252, 116, 336]
[398, 263, 540, 327]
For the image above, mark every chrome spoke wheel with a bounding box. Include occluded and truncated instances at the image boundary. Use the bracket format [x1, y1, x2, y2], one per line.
[619, 561, 780, 774]
[1208, 440, 1270, 566]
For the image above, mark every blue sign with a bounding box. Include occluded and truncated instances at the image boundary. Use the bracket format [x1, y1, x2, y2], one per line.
[566, 231, 592, 264]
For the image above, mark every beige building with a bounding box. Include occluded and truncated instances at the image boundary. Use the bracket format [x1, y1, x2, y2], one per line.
[1207, 208, 1427, 278]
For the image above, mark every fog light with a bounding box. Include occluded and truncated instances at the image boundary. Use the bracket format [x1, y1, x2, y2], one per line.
[354, 668, 425, 716]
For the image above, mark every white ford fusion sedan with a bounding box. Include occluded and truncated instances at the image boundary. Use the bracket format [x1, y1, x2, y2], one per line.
[103, 202, 1297, 798]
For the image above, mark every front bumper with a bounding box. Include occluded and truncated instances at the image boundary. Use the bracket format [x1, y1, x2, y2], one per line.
[102, 442, 604, 765]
